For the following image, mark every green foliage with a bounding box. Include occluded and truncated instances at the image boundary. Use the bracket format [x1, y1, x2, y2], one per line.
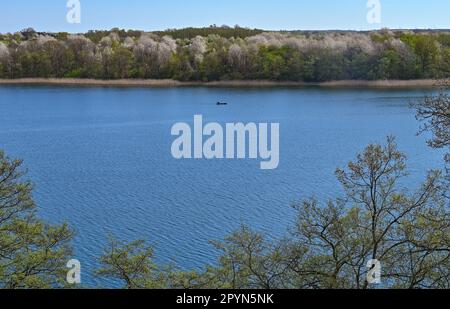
[155, 26, 264, 40]
[0, 29, 449, 81]
[442, 48, 450, 77]
[400, 33, 446, 78]
[0, 151, 73, 288]
[97, 238, 168, 289]
[110, 47, 134, 79]
[255, 46, 289, 80]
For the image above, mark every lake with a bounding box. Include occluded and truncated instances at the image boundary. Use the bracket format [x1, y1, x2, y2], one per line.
[0, 86, 445, 287]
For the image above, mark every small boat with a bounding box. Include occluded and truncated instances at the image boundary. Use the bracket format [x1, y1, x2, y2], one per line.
[216, 102, 228, 105]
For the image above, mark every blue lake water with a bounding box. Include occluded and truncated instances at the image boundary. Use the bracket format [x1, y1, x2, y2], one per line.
[0, 86, 445, 287]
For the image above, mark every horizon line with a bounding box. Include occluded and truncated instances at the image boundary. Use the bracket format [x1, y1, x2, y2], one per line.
[4, 26, 450, 35]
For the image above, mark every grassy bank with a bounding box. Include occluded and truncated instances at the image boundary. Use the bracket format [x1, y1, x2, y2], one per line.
[0, 78, 443, 88]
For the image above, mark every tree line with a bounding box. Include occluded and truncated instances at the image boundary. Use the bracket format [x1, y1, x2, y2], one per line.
[0, 85, 448, 289]
[0, 28, 449, 81]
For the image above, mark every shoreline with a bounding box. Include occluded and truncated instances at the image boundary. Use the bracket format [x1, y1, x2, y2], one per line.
[0, 78, 443, 88]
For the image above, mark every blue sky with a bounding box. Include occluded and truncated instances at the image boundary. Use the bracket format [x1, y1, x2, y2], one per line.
[1, 0, 449, 33]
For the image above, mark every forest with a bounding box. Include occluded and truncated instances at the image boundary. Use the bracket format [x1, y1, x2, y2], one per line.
[0, 27, 449, 82]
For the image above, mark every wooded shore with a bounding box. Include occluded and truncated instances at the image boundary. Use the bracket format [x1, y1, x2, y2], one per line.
[0, 78, 442, 88]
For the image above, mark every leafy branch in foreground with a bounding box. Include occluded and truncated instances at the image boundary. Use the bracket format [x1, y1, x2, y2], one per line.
[96, 237, 172, 289]
[0, 151, 73, 288]
[415, 81, 450, 165]
[96, 137, 449, 289]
